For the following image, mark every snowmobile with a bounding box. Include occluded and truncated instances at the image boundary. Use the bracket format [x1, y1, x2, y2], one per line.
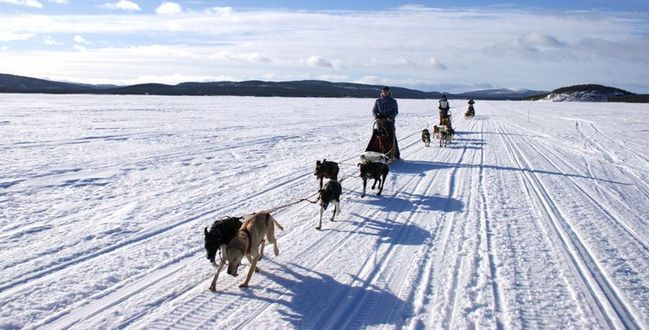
[362, 118, 399, 164]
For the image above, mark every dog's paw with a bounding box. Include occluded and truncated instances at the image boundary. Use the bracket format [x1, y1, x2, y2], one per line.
[316, 226, 321, 230]
[209, 285, 216, 292]
[239, 283, 248, 288]
[255, 267, 261, 273]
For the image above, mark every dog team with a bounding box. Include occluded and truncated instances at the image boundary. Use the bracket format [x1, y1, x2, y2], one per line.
[204, 156, 391, 290]
[204, 96, 474, 291]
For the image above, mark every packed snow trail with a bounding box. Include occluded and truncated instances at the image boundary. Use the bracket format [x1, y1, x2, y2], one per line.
[1, 95, 648, 329]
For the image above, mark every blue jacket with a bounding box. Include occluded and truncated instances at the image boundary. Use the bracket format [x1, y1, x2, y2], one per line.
[372, 96, 398, 120]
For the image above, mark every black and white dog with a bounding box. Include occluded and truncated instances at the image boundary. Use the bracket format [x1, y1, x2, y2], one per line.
[422, 129, 431, 147]
[204, 216, 243, 291]
[317, 180, 342, 230]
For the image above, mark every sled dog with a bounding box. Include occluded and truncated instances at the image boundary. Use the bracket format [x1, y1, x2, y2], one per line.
[222, 212, 284, 288]
[317, 180, 342, 230]
[422, 129, 431, 147]
[204, 217, 243, 292]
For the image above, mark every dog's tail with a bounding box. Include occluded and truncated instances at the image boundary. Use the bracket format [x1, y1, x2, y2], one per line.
[272, 216, 284, 231]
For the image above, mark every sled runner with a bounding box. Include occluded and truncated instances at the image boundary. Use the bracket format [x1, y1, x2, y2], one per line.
[364, 119, 399, 162]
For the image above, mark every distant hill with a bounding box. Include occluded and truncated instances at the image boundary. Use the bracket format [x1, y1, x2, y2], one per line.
[531, 84, 636, 102]
[103, 80, 443, 98]
[0, 74, 441, 98]
[455, 88, 547, 100]
[0, 73, 100, 93]
[1, 73, 645, 102]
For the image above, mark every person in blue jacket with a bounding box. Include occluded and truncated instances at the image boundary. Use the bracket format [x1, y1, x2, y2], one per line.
[373, 86, 399, 121]
[371, 86, 400, 159]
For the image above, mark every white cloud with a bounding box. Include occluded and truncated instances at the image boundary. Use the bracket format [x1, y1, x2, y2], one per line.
[306, 55, 334, 68]
[518, 33, 564, 50]
[43, 36, 63, 45]
[155, 1, 182, 15]
[355, 76, 388, 86]
[73, 35, 87, 44]
[395, 58, 418, 67]
[0, 32, 35, 42]
[0, 0, 42, 8]
[210, 51, 271, 63]
[485, 33, 575, 61]
[126, 73, 235, 85]
[130, 45, 194, 58]
[427, 57, 447, 70]
[72, 44, 86, 51]
[0, 8, 647, 92]
[205, 6, 232, 16]
[48, 0, 68, 3]
[100, 0, 140, 12]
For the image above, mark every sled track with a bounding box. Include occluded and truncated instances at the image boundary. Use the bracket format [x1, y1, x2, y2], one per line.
[136, 129, 433, 329]
[7, 123, 427, 301]
[0, 166, 313, 299]
[525, 128, 649, 255]
[498, 122, 642, 329]
[440, 118, 501, 328]
[39, 126, 425, 329]
[402, 117, 501, 328]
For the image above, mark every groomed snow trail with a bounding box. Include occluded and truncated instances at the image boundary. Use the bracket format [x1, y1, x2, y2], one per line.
[1, 95, 648, 329]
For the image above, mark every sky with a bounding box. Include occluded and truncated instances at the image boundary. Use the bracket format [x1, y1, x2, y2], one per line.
[1, 1, 648, 93]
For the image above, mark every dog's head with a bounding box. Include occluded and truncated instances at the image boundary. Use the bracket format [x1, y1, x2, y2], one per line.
[422, 129, 430, 138]
[204, 217, 243, 265]
[204, 227, 223, 264]
[225, 238, 246, 276]
[314, 159, 325, 175]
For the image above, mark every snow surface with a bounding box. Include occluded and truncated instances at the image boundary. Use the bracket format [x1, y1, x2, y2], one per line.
[1, 95, 649, 329]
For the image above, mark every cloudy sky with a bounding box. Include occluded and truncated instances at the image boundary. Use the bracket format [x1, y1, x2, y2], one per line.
[1, 0, 648, 93]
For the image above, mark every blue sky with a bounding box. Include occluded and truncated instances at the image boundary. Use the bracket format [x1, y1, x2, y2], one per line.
[1, 0, 648, 93]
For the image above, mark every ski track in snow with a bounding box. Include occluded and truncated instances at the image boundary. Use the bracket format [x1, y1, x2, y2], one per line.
[1, 95, 648, 329]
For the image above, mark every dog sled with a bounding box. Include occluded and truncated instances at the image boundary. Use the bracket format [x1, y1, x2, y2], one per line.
[363, 119, 399, 163]
[439, 113, 453, 129]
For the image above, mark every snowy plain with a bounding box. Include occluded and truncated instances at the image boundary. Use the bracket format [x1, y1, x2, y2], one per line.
[1, 94, 649, 329]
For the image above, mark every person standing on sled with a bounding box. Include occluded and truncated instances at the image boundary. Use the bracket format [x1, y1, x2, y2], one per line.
[372, 86, 400, 159]
[438, 94, 451, 127]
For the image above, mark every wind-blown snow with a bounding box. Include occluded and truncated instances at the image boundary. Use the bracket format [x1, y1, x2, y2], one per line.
[1, 95, 648, 329]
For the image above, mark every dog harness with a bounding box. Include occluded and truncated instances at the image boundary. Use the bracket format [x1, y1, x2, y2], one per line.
[242, 213, 271, 254]
[242, 227, 252, 254]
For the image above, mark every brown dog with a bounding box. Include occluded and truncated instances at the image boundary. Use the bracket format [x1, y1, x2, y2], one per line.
[219, 212, 284, 289]
[432, 125, 441, 139]
[315, 159, 339, 190]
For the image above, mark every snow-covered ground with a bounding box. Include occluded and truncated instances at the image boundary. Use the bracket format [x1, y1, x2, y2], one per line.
[1, 95, 648, 329]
